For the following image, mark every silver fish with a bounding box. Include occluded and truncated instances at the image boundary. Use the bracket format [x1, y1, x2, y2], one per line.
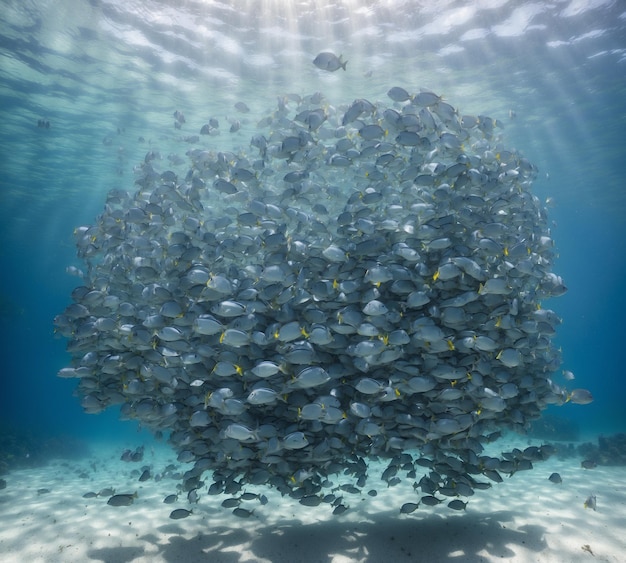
[313, 52, 347, 72]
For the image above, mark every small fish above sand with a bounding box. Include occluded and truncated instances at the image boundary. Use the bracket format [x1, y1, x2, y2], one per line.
[107, 493, 137, 507]
[169, 508, 192, 519]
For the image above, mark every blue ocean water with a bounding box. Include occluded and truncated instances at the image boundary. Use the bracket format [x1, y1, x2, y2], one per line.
[0, 0, 624, 465]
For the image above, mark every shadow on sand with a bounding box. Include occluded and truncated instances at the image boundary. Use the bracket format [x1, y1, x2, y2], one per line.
[88, 508, 546, 563]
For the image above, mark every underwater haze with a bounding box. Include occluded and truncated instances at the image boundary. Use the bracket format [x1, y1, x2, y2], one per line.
[0, 2, 626, 560]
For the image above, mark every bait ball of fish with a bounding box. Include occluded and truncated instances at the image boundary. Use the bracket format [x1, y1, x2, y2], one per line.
[55, 88, 589, 513]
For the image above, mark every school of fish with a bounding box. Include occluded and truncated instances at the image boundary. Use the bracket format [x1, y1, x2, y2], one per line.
[54, 87, 591, 513]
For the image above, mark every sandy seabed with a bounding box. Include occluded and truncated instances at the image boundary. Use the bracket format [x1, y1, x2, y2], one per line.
[0, 434, 624, 563]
